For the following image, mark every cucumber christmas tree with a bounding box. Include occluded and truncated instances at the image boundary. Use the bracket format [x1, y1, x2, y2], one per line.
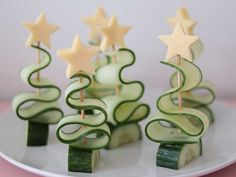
[56, 35, 111, 173]
[93, 15, 150, 149]
[167, 8, 215, 123]
[145, 12, 213, 169]
[12, 12, 63, 146]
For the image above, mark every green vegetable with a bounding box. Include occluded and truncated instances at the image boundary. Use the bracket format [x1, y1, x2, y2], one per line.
[145, 58, 210, 169]
[168, 40, 215, 124]
[12, 45, 63, 146]
[56, 73, 111, 173]
[68, 145, 100, 173]
[106, 122, 141, 149]
[170, 74, 215, 123]
[146, 58, 209, 144]
[27, 121, 49, 146]
[93, 48, 150, 149]
[156, 141, 202, 169]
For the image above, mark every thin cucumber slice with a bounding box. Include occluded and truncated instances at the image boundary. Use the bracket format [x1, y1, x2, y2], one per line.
[191, 40, 203, 61]
[57, 74, 111, 149]
[156, 142, 202, 169]
[12, 45, 63, 146]
[106, 123, 142, 149]
[170, 70, 215, 124]
[86, 55, 114, 98]
[91, 48, 149, 148]
[145, 58, 209, 144]
[68, 145, 100, 173]
[170, 74, 215, 106]
[56, 73, 111, 172]
[198, 106, 214, 123]
[27, 121, 49, 146]
[94, 48, 150, 125]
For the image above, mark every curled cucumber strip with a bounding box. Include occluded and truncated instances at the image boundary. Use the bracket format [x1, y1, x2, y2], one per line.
[145, 58, 210, 144]
[86, 55, 115, 98]
[12, 45, 63, 124]
[56, 73, 111, 150]
[94, 48, 150, 125]
[170, 40, 215, 122]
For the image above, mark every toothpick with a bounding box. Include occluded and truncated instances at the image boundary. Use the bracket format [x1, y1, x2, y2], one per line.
[36, 42, 41, 95]
[176, 55, 183, 134]
[112, 45, 120, 96]
[177, 55, 182, 110]
[80, 77, 85, 119]
[79, 77, 87, 144]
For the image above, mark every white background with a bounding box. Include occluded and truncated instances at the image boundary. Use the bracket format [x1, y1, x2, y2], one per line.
[1, 0, 235, 99]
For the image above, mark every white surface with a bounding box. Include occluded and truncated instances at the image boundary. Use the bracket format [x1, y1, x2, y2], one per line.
[1, 0, 236, 99]
[0, 101, 236, 177]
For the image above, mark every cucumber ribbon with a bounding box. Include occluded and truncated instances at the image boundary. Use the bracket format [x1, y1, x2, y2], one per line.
[171, 41, 215, 122]
[145, 58, 210, 144]
[56, 73, 111, 150]
[12, 45, 63, 124]
[93, 48, 150, 126]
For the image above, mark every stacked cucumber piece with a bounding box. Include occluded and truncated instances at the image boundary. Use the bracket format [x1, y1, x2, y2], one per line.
[56, 74, 111, 173]
[13, 45, 63, 146]
[94, 49, 150, 149]
[145, 58, 211, 169]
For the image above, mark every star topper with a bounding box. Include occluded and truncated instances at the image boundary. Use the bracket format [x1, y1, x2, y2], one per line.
[82, 7, 109, 29]
[159, 23, 199, 62]
[167, 7, 196, 35]
[23, 12, 59, 48]
[57, 35, 99, 78]
[82, 7, 109, 44]
[98, 15, 131, 51]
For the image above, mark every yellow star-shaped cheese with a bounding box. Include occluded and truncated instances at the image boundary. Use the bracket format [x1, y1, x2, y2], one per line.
[57, 35, 99, 78]
[167, 7, 196, 35]
[83, 7, 109, 28]
[23, 12, 59, 48]
[98, 15, 131, 51]
[82, 7, 109, 44]
[159, 23, 199, 62]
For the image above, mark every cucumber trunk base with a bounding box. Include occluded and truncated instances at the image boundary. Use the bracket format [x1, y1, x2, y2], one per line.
[68, 146, 100, 173]
[156, 142, 202, 170]
[107, 122, 142, 149]
[27, 121, 49, 146]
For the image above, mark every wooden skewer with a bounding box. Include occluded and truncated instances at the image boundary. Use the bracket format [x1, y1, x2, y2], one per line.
[80, 77, 85, 119]
[112, 45, 120, 96]
[177, 55, 183, 134]
[79, 77, 87, 144]
[177, 55, 182, 110]
[36, 42, 41, 95]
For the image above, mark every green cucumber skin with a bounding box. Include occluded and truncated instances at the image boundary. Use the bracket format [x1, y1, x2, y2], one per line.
[27, 121, 49, 146]
[156, 144, 183, 169]
[106, 122, 142, 149]
[156, 142, 202, 170]
[68, 146, 97, 173]
[78, 109, 94, 115]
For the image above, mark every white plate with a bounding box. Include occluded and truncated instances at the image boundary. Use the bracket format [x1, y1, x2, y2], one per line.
[0, 101, 236, 177]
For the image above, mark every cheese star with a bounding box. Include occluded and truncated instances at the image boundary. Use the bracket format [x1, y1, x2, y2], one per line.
[167, 7, 196, 35]
[159, 23, 199, 62]
[23, 12, 59, 48]
[83, 7, 109, 28]
[82, 7, 109, 44]
[57, 35, 99, 78]
[98, 15, 131, 51]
